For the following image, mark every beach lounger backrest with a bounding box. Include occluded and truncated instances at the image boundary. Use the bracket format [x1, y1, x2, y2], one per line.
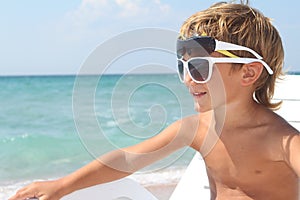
[62, 178, 158, 200]
[273, 75, 300, 131]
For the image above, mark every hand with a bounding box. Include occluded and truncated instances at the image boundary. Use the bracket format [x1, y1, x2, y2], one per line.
[9, 180, 65, 200]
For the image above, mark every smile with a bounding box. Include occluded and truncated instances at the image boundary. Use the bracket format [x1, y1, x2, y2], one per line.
[192, 92, 207, 98]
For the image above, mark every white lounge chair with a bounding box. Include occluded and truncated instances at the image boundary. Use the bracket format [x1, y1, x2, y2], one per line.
[62, 178, 158, 200]
[273, 75, 300, 131]
[62, 75, 300, 200]
[169, 152, 209, 200]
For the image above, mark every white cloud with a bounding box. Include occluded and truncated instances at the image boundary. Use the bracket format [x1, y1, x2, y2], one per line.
[114, 0, 170, 17]
[115, 0, 144, 17]
[48, 0, 173, 45]
[65, 0, 171, 25]
[65, 0, 109, 27]
[154, 0, 170, 13]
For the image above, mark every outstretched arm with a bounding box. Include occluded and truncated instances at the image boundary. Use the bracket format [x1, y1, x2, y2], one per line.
[9, 157, 132, 200]
[10, 117, 198, 200]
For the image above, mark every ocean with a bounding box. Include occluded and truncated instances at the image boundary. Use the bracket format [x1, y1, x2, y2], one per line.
[0, 74, 197, 198]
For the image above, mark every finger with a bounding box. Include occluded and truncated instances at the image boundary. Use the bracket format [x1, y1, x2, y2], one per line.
[9, 188, 36, 200]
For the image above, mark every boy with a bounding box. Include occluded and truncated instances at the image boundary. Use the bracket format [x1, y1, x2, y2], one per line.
[10, 1, 300, 200]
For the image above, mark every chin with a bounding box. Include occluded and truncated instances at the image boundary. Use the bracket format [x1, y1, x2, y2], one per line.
[194, 102, 213, 113]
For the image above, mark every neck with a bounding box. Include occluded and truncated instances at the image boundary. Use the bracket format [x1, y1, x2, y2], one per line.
[213, 99, 261, 130]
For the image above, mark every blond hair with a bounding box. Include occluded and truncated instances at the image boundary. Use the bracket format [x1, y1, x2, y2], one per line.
[180, 1, 284, 110]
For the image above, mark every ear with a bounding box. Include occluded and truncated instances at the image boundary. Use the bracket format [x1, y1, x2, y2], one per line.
[240, 62, 263, 87]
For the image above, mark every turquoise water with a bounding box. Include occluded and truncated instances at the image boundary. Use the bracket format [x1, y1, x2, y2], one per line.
[0, 74, 196, 195]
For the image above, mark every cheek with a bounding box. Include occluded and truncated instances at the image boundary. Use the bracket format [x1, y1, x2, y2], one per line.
[207, 66, 227, 105]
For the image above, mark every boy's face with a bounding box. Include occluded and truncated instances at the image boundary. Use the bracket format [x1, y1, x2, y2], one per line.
[183, 52, 240, 113]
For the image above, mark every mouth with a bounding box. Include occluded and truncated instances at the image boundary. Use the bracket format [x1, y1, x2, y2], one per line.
[191, 91, 207, 98]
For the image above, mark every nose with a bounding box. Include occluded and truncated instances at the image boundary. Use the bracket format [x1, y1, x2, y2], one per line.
[181, 55, 196, 86]
[181, 53, 205, 87]
[184, 69, 198, 87]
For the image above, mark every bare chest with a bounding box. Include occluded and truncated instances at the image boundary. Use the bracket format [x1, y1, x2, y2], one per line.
[203, 136, 298, 199]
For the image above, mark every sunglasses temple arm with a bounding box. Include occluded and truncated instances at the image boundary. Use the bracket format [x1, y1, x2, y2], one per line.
[215, 40, 263, 59]
[210, 57, 274, 75]
[260, 60, 274, 75]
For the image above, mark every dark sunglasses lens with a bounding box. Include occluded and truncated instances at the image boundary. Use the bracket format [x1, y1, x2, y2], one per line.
[177, 36, 216, 56]
[177, 60, 184, 81]
[188, 59, 209, 82]
[177, 48, 185, 59]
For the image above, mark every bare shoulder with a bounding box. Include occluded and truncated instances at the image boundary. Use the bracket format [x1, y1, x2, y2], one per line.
[174, 112, 220, 152]
[280, 125, 300, 177]
[267, 110, 300, 176]
[173, 114, 201, 136]
[165, 114, 202, 147]
[141, 114, 201, 147]
[124, 114, 201, 155]
[178, 113, 214, 151]
[269, 110, 299, 137]
[176, 114, 201, 127]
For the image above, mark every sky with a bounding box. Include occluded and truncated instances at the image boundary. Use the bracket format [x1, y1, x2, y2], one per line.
[1, 0, 300, 75]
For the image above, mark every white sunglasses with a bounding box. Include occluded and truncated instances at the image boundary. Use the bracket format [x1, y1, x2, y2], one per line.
[177, 57, 273, 83]
[177, 36, 273, 83]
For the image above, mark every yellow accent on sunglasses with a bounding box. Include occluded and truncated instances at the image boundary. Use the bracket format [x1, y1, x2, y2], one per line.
[217, 50, 239, 58]
[200, 33, 240, 58]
